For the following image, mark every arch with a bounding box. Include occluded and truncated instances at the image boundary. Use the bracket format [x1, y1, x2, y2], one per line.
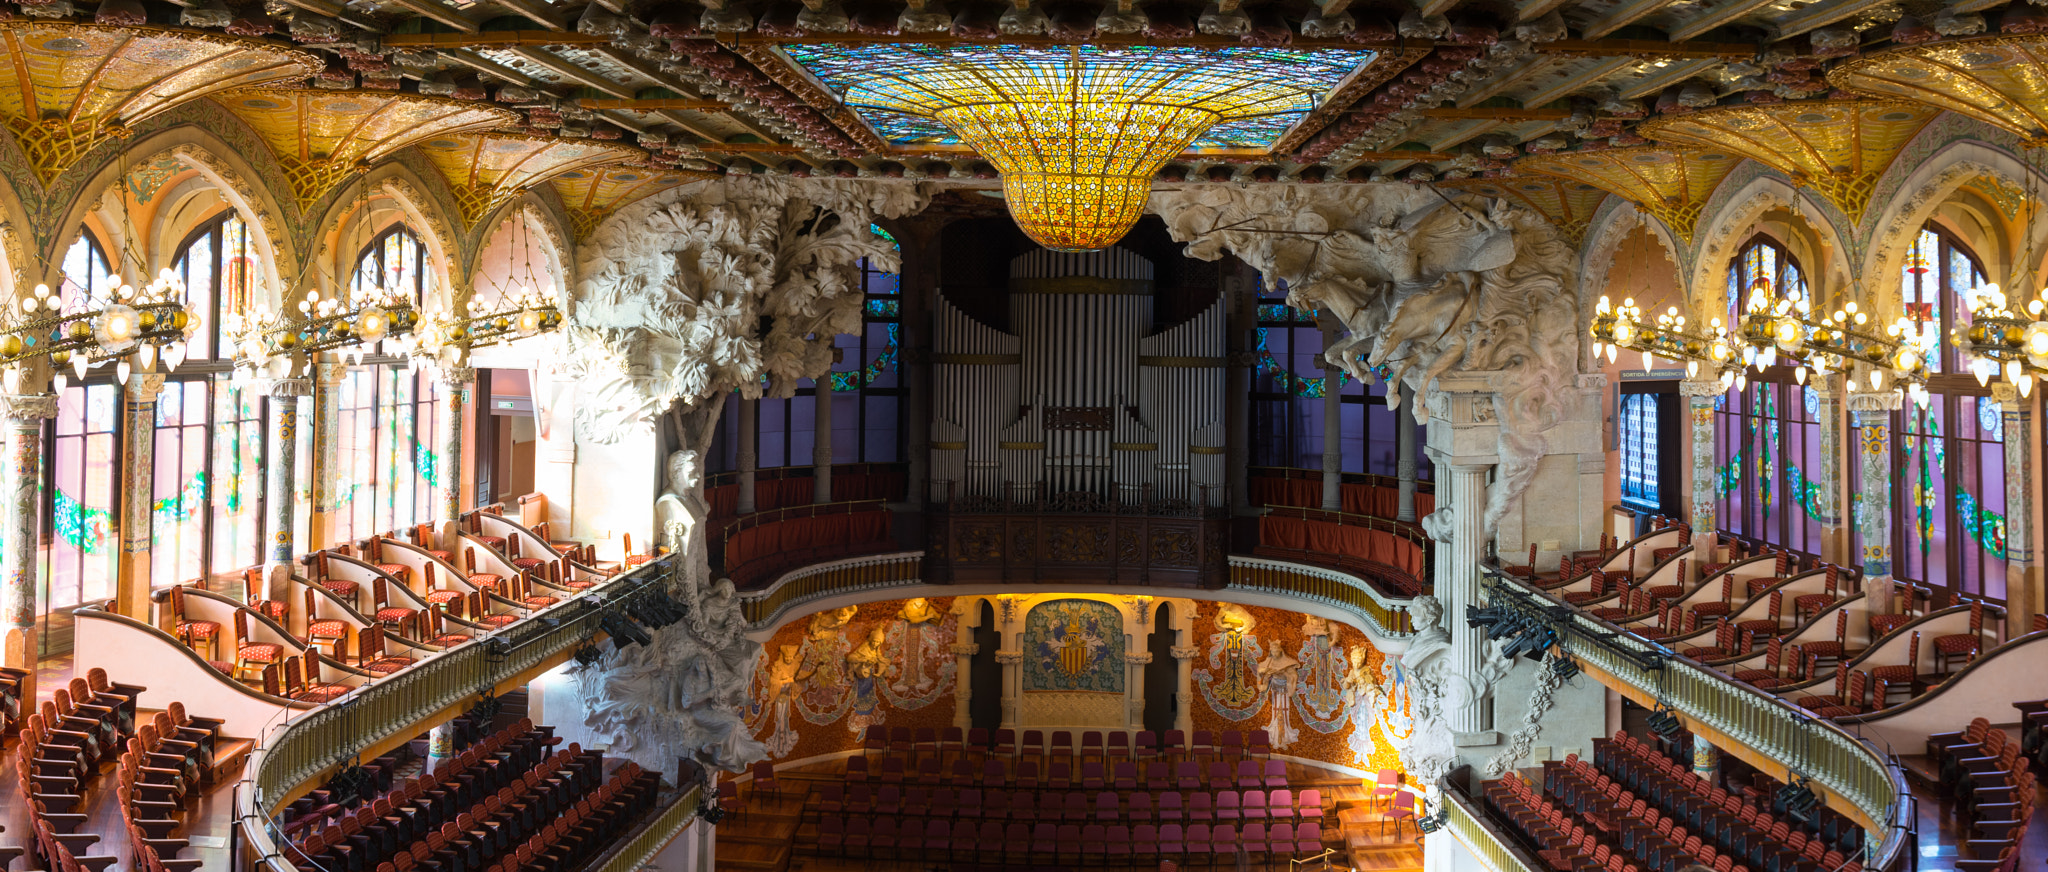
[1859, 139, 2044, 302]
[312, 162, 461, 313]
[1689, 175, 1852, 322]
[469, 198, 572, 307]
[1581, 201, 1686, 315]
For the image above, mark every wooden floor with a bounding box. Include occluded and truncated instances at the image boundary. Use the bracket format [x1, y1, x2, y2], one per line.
[1899, 730, 2048, 872]
[715, 755, 1427, 872]
[0, 723, 243, 871]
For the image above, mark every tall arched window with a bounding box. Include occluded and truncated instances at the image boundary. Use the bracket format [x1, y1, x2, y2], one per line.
[59, 231, 115, 313]
[170, 210, 258, 360]
[1715, 235, 1825, 558]
[1857, 224, 2004, 601]
[352, 225, 431, 305]
[44, 230, 121, 628]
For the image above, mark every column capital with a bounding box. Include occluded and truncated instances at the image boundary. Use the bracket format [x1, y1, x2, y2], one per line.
[1678, 377, 1728, 398]
[1846, 390, 1904, 413]
[1992, 381, 2025, 407]
[0, 393, 58, 420]
[314, 360, 348, 385]
[1169, 645, 1201, 660]
[437, 365, 477, 388]
[1127, 651, 1154, 665]
[262, 378, 312, 398]
[125, 372, 167, 400]
[994, 650, 1024, 665]
[950, 642, 979, 656]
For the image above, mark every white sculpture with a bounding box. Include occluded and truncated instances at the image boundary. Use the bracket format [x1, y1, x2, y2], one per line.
[567, 177, 930, 443]
[1392, 595, 1460, 796]
[574, 574, 768, 774]
[1152, 184, 1581, 531]
[655, 449, 708, 588]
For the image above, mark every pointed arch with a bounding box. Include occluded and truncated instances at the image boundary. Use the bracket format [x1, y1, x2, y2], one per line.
[312, 163, 461, 314]
[1688, 175, 1852, 322]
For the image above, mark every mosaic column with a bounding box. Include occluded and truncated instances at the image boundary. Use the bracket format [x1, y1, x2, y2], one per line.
[1812, 380, 1848, 565]
[426, 721, 456, 772]
[2, 393, 58, 679]
[115, 373, 167, 620]
[1680, 378, 1725, 572]
[1396, 383, 1418, 522]
[1996, 382, 2036, 636]
[1320, 322, 1343, 511]
[813, 380, 833, 504]
[1691, 740, 1719, 781]
[307, 359, 346, 550]
[265, 377, 312, 572]
[1849, 389, 1903, 614]
[1170, 643, 1199, 735]
[438, 366, 474, 530]
[736, 396, 757, 514]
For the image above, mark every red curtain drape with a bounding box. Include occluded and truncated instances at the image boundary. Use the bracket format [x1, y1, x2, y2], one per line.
[723, 510, 895, 570]
[1258, 515, 1424, 576]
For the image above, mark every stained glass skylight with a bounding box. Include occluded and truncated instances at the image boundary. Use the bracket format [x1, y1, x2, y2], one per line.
[780, 43, 1377, 150]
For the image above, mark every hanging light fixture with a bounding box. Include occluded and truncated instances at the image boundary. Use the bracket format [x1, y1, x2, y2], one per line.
[818, 45, 1356, 252]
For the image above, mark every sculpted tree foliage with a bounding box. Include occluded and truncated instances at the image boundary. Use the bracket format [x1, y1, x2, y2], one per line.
[1152, 184, 1582, 530]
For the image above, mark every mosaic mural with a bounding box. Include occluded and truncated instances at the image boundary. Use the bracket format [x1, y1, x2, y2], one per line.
[745, 596, 960, 760]
[1021, 598, 1125, 694]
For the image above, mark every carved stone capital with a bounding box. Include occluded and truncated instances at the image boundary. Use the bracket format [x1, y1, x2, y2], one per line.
[125, 373, 167, 401]
[994, 650, 1024, 665]
[1992, 381, 2020, 406]
[950, 642, 979, 656]
[1127, 651, 1154, 665]
[1678, 377, 1728, 398]
[438, 365, 477, 388]
[1170, 645, 1201, 660]
[0, 393, 58, 420]
[1845, 389, 1904, 413]
[263, 378, 313, 398]
[314, 361, 348, 385]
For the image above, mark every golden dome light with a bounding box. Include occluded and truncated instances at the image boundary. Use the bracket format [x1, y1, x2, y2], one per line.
[785, 43, 1374, 252]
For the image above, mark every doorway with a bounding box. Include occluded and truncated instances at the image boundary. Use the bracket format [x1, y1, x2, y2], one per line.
[969, 600, 1002, 739]
[1144, 603, 1178, 735]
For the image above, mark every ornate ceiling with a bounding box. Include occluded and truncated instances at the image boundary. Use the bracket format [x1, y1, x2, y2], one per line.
[417, 132, 643, 224]
[1442, 175, 1613, 245]
[0, 21, 315, 182]
[1829, 36, 2048, 144]
[549, 164, 717, 240]
[1635, 101, 1939, 222]
[218, 89, 518, 211]
[1516, 147, 1742, 243]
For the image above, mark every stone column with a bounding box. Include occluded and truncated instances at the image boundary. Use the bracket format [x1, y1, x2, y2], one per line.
[1812, 379, 1848, 565]
[438, 366, 474, 533]
[265, 378, 311, 572]
[1126, 650, 1152, 731]
[813, 383, 833, 504]
[1849, 389, 1904, 614]
[1996, 382, 2036, 636]
[426, 721, 456, 772]
[951, 638, 977, 731]
[1170, 643, 1199, 735]
[2, 393, 58, 680]
[1396, 383, 1418, 522]
[736, 397, 757, 514]
[307, 358, 346, 550]
[1423, 379, 1503, 742]
[1691, 740, 1719, 781]
[1320, 322, 1344, 511]
[115, 373, 166, 620]
[1680, 378, 1725, 573]
[995, 649, 1023, 730]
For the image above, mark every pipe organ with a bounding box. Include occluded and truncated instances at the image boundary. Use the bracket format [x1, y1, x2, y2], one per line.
[933, 246, 1225, 509]
[928, 246, 1229, 588]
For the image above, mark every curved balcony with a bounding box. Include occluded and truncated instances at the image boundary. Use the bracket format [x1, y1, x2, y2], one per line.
[1484, 566, 1912, 872]
[234, 556, 687, 872]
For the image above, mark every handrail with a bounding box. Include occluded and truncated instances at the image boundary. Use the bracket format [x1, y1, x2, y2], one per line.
[235, 554, 678, 872]
[1226, 555, 1415, 638]
[1485, 565, 1909, 872]
[718, 498, 891, 539]
[589, 786, 705, 872]
[1261, 504, 1429, 540]
[1443, 775, 1543, 872]
[1246, 465, 1439, 494]
[706, 460, 908, 487]
[739, 551, 925, 630]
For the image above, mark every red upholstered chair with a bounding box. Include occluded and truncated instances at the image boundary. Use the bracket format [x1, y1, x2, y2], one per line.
[314, 554, 361, 609]
[303, 588, 349, 659]
[1870, 631, 1921, 704]
[231, 609, 284, 681]
[167, 584, 220, 661]
[1799, 610, 1852, 675]
[622, 533, 651, 567]
[1932, 602, 1986, 675]
[284, 651, 350, 703]
[371, 577, 418, 630]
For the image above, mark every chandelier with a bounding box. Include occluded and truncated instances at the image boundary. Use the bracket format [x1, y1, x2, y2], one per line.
[1728, 276, 1935, 400]
[831, 45, 1349, 252]
[1959, 283, 2048, 397]
[412, 286, 561, 372]
[1588, 295, 1736, 379]
[226, 286, 418, 381]
[0, 273, 193, 392]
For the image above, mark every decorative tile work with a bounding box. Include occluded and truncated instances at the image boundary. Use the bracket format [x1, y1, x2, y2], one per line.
[1022, 598, 1124, 693]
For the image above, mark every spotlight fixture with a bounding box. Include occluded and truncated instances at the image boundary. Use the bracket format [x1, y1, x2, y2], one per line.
[1549, 652, 1580, 681]
[1415, 806, 1448, 835]
[1777, 777, 1820, 823]
[572, 643, 602, 667]
[1647, 703, 1684, 742]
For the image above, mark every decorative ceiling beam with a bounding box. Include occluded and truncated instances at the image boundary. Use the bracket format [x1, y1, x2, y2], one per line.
[577, 97, 731, 110]
[483, 0, 568, 30]
[1417, 0, 1462, 20]
[442, 48, 546, 90]
[1533, 39, 1754, 59]
[507, 46, 637, 99]
[586, 45, 793, 147]
[698, 142, 804, 153]
[1616, 58, 1721, 99]
[1457, 58, 1552, 107]
[1579, 0, 1672, 38]
[1431, 120, 1501, 151]
[381, 0, 479, 33]
[1768, 0, 1895, 39]
[384, 31, 609, 47]
[1519, 57, 1635, 107]
[1421, 106, 1573, 120]
[273, 0, 385, 31]
[1665, 0, 1778, 41]
[1516, 0, 1577, 21]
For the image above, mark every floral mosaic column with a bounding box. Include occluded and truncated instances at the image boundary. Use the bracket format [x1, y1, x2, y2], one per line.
[439, 366, 473, 528]
[1680, 378, 1725, 566]
[1996, 383, 2035, 636]
[265, 378, 311, 571]
[1849, 390, 1903, 614]
[2, 393, 58, 676]
[1692, 740, 1719, 781]
[1812, 381, 1846, 564]
[115, 373, 166, 620]
[307, 360, 345, 550]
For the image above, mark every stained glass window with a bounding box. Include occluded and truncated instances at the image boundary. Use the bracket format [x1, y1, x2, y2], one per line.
[150, 380, 210, 588]
[1248, 277, 1422, 481]
[171, 211, 257, 360]
[1717, 236, 1824, 558]
[210, 377, 265, 576]
[353, 225, 432, 306]
[59, 232, 115, 315]
[1729, 235, 1808, 326]
[46, 384, 119, 608]
[1618, 393, 1660, 511]
[335, 369, 377, 542]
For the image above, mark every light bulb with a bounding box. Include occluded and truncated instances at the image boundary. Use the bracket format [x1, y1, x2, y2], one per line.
[1605, 345, 1618, 364]
[117, 359, 130, 385]
[1794, 367, 1807, 385]
[1, 368, 14, 394]
[1687, 361, 1699, 378]
[1974, 358, 1993, 387]
[1643, 351, 1655, 371]
[1870, 369, 1884, 391]
[1735, 373, 1748, 392]
[137, 344, 155, 370]
[52, 372, 66, 393]
[72, 354, 87, 379]
[2020, 373, 2036, 399]
[1896, 347, 1919, 373]
[2007, 358, 2025, 384]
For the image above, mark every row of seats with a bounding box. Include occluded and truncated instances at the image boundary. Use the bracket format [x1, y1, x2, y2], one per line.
[814, 818, 1325, 866]
[1485, 769, 1652, 872]
[460, 761, 661, 872]
[847, 755, 1292, 792]
[865, 725, 1278, 763]
[811, 783, 1329, 827]
[1597, 732, 1863, 864]
[1927, 717, 2034, 872]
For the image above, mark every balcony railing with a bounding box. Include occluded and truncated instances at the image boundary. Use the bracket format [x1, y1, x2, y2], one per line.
[1484, 567, 1910, 871]
[1443, 774, 1544, 872]
[236, 555, 678, 872]
[1225, 556, 1415, 638]
[739, 551, 926, 629]
[589, 785, 705, 872]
